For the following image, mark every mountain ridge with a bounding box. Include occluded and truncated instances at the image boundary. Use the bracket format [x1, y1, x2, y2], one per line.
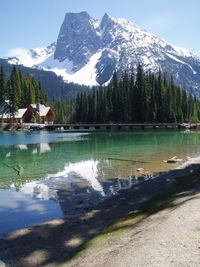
[0, 58, 90, 100]
[6, 11, 200, 96]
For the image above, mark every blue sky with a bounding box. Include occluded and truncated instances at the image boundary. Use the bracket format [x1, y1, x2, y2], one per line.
[1, 0, 200, 57]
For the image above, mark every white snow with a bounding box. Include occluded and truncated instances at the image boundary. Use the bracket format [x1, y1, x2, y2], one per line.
[171, 45, 193, 58]
[14, 108, 27, 118]
[91, 18, 100, 31]
[17, 159, 105, 200]
[20, 181, 52, 200]
[42, 50, 103, 86]
[32, 148, 38, 155]
[117, 18, 141, 33]
[166, 52, 188, 64]
[39, 55, 73, 73]
[8, 43, 56, 67]
[47, 160, 105, 195]
[39, 143, 51, 154]
[30, 103, 51, 117]
[17, 144, 28, 150]
[166, 52, 197, 74]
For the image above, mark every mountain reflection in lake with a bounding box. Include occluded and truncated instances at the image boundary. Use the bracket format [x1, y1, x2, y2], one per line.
[0, 130, 200, 237]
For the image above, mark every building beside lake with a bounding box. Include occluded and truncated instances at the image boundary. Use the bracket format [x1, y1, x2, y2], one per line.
[25, 104, 55, 124]
[0, 101, 55, 124]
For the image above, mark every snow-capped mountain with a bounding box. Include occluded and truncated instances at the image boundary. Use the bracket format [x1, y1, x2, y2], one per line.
[7, 11, 200, 94]
[8, 42, 56, 68]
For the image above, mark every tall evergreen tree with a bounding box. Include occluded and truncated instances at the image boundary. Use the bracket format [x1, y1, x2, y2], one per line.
[10, 66, 21, 116]
[0, 66, 6, 103]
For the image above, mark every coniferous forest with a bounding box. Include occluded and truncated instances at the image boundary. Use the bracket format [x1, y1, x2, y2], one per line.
[0, 58, 91, 100]
[1, 64, 200, 124]
[0, 65, 47, 114]
[53, 65, 200, 124]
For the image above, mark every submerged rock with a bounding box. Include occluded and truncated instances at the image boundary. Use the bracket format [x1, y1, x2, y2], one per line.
[163, 156, 183, 163]
[137, 168, 145, 172]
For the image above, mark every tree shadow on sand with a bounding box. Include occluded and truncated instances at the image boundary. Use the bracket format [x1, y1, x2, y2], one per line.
[0, 164, 200, 267]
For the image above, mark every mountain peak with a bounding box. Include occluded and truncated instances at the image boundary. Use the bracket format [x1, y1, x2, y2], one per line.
[64, 11, 91, 20]
[101, 13, 111, 21]
[100, 13, 116, 29]
[54, 11, 101, 71]
[6, 12, 200, 95]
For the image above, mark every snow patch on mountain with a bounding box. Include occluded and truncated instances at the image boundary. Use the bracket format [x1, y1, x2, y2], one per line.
[171, 45, 193, 58]
[165, 52, 197, 75]
[41, 50, 103, 86]
[8, 42, 56, 67]
[39, 54, 73, 73]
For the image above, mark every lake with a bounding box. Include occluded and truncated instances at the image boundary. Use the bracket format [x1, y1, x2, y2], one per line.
[0, 129, 200, 237]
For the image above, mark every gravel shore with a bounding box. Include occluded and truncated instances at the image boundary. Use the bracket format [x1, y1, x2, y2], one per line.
[68, 185, 200, 267]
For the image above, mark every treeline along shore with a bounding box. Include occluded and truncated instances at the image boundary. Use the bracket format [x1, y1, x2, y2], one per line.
[53, 65, 200, 124]
[1, 64, 200, 125]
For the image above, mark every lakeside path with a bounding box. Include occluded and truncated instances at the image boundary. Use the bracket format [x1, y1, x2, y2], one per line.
[0, 158, 200, 267]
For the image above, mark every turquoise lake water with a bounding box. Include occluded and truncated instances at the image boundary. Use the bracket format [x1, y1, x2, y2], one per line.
[0, 129, 200, 237]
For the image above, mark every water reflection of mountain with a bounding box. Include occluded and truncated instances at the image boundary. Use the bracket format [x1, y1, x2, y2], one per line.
[1, 134, 97, 188]
[1, 130, 200, 190]
[10, 159, 140, 217]
[55, 175, 139, 217]
[0, 132, 132, 188]
[0, 157, 144, 238]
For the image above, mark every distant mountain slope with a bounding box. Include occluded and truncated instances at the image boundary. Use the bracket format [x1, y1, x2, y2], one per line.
[7, 11, 200, 96]
[0, 58, 90, 100]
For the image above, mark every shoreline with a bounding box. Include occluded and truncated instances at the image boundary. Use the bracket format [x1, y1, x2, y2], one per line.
[67, 161, 200, 267]
[0, 156, 200, 266]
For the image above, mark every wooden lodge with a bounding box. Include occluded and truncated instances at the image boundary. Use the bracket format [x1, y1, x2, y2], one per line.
[25, 104, 55, 124]
[0, 101, 55, 124]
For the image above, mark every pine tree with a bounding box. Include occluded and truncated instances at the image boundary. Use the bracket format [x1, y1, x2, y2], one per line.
[0, 66, 6, 103]
[10, 66, 20, 116]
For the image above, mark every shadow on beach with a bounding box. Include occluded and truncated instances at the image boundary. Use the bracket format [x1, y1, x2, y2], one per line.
[0, 163, 200, 267]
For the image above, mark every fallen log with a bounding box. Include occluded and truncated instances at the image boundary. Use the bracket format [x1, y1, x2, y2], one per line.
[107, 157, 152, 163]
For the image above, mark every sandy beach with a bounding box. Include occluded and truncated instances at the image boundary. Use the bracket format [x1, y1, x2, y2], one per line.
[0, 157, 200, 267]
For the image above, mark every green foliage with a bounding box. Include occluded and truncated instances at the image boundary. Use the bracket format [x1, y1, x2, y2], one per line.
[70, 65, 200, 124]
[0, 58, 91, 100]
[51, 100, 74, 123]
[0, 66, 6, 103]
[18, 64, 198, 124]
[0, 65, 47, 115]
[10, 65, 23, 114]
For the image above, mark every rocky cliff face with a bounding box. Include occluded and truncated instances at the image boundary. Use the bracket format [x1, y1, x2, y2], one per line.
[7, 12, 200, 96]
[54, 12, 102, 72]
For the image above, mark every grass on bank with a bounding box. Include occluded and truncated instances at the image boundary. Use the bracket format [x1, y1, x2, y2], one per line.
[59, 168, 200, 266]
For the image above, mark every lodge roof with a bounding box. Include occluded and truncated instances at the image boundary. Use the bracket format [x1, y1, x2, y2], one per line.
[30, 104, 51, 117]
[14, 108, 27, 118]
[1, 108, 27, 119]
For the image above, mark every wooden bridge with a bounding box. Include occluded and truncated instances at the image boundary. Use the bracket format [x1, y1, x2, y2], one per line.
[28, 122, 198, 131]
